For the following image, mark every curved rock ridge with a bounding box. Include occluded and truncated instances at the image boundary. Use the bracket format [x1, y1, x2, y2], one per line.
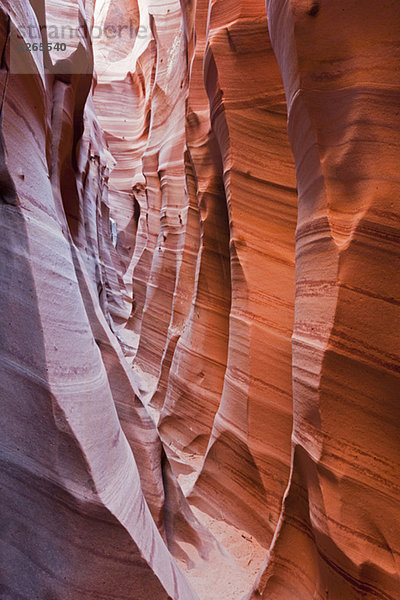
[184, 0, 297, 548]
[247, 1, 400, 599]
[0, 1, 206, 599]
[2, 0, 400, 599]
[95, 0, 297, 554]
[94, 0, 192, 372]
[157, 0, 231, 461]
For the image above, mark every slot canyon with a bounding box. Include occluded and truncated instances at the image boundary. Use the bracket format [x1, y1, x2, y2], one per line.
[1, 0, 399, 599]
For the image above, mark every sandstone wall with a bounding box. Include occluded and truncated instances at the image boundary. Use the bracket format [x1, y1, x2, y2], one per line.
[248, 1, 400, 598]
[0, 2, 202, 598]
[1, 1, 399, 599]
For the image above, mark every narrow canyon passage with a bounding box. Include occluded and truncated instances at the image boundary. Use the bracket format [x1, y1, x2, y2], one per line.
[0, 1, 399, 600]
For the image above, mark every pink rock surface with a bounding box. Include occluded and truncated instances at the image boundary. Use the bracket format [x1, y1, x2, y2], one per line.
[157, 0, 231, 460]
[0, 2, 202, 598]
[2, 1, 400, 599]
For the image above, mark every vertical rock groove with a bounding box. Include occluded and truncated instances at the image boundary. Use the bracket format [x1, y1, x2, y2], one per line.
[1, 1, 399, 600]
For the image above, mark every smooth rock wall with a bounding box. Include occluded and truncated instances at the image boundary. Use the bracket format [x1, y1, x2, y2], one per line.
[186, 0, 297, 546]
[0, 2, 202, 598]
[248, 1, 400, 598]
[2, 1, 399, 599]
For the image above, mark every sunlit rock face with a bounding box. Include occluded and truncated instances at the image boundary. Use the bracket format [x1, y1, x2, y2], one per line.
[1, 1, 400, 600]
[0, 2, 203, 599]
[95, 0, 297, 552]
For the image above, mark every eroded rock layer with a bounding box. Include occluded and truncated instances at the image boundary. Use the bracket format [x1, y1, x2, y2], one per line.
[1, 1, 400, 599]
[184, 0, 297, 547]
[248, 1, 400, 599]
[0, 2, 203, 599]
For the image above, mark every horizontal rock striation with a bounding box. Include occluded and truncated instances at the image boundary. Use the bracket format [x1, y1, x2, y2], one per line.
[248, 1, 400, 598]
[0, 1, 205, 599]
[185, 0, 297, 547]
[1, 0, 399, 599]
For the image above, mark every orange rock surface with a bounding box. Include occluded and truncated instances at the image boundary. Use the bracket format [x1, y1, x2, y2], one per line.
[184, 0, 297, 548]
[248, 1, 400, 598]
[1, 1, 400, 599]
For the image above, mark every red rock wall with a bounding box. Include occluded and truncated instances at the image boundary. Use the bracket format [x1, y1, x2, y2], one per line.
[248, 1, 400, 598]
[95, 0, 297, 553]
[2, 1, 400, 599]
[184, 0, 297, 547]
[157, 0, 231, 464]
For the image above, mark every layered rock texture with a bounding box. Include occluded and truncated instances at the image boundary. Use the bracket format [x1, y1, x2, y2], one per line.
[248, 2, 400, 598]
[1, 1, 399, 600]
